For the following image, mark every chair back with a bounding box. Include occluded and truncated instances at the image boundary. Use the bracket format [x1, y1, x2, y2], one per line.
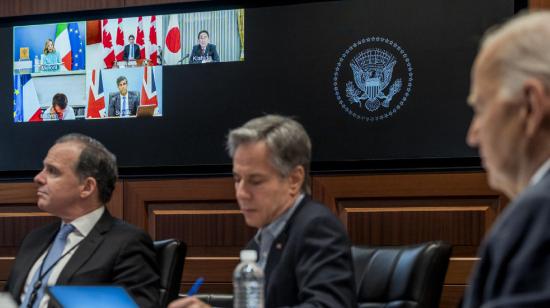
[353, 241, 452, 308]
[154, 239, 187, 308]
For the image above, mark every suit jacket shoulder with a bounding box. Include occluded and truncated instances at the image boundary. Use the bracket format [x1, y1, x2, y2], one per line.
[247, 196, 356, 308]
[464, 171, 550, 307]
[5, 210, 160, 308]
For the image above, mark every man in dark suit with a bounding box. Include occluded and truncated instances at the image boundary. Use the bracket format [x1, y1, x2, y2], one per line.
[462, 11, 550, 308]
[123, 34, 141, 61]
[108, 76, 139, 117]
[5, 133, 159, 308]
[169, 115, 356, 308]
[189, 30, 220, 64]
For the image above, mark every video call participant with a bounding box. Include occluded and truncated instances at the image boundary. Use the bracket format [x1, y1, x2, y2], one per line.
[108, 76, 139, 117]
[189, 30, 220, 64]
[123, 34, 141, 61]
[169, 115, 356, 308]
[43, 93, 75, 121]
[4, 133, 159, 308]
[462, 11, 550, 308]
[40, 39, 61, 72]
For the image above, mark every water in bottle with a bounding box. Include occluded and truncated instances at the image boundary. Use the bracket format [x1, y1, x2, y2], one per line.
[233, 250, 264, 308]
[34, 55, 40, 73]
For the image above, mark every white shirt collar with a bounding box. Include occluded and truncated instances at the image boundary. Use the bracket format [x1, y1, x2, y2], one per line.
[529, 158, 550, 186]
[64, 206, 105, 237]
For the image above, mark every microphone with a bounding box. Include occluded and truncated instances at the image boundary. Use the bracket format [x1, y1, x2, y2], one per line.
[157, 46, 163, 65]
[177, 53, 190, 64]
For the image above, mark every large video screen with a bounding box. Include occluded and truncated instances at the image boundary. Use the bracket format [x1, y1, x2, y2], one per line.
[0, 0, 519, 174]
[12, 9, 244, 122]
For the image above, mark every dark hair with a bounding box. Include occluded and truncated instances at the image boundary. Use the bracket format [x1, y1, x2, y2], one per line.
[52, 93, 68, 110]
[128, 34, 135, 40]
[116, 76, 127, 86]
[197, 30, 209, 39]
[227, 115, 312, 194]
[56, 133, 118, 204]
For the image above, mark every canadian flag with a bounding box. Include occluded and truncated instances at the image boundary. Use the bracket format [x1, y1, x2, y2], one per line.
[140, 66, 158, 107]
[115, 18, 124, 62]
[136, 16, 146, 60]
[149, 16, 158, 65]
[87, 69, 106, 118]
[102, 19, 115, 68]
[164, 14, 181, 65]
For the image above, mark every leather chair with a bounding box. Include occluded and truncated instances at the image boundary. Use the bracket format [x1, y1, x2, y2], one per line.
[353, 241, 452, 308]
[154, 239, 187, 308]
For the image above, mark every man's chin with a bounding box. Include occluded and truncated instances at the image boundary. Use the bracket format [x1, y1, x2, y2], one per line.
[243, 215, 261, 229]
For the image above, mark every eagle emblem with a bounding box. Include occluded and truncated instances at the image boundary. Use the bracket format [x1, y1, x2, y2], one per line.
[345, 48, 402, 111]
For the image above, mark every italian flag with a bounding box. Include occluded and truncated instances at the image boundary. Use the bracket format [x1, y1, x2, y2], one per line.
[55, 23, 72, 70]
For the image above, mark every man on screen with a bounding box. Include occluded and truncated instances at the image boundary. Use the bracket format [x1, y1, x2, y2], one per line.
[123, 34, 141, 61]
[4, 133, 159, 308]
[108, 76, 139, 117]
[462, 11, 550, 307]
[43, 93, 75, 121]
[189, 30, 220, 64]
[169, 115, 356, 308]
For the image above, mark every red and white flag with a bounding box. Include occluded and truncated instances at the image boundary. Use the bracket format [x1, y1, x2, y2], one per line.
[140, 66, 158, 107]
[148, 16, 158, 65]
[102, 19, 115, 68]
[87, 69, 106, 118]
[136, 16, 146, 60]
[164, 14, 181, 65]
[115, 18, 124, 62]
[22, 78, 43, 122]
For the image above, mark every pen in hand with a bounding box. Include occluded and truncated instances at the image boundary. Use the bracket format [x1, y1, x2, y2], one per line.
[187, 277, 204, 296]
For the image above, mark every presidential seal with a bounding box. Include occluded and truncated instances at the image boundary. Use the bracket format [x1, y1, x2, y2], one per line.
[334, 37, 413, 122]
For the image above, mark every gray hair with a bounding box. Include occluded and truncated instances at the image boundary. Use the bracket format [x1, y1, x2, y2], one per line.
[480, 11, 550, 99]
[227, 115, 311, 194]
[56, 133, 118, 204]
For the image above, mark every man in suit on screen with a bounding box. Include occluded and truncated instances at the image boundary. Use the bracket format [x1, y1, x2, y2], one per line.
[169, 115, 356, 308]
[108, 76, 139, 117]
[189, 30, 220, 64]
[5, 133, 159, 308]
[123, 34, 141, 61]
[462, 11, 550, 308]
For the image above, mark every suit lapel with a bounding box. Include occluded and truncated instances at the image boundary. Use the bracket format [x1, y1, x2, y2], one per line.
[264, 197, 309, 297]
[56, 210, 114, 284]
[12, 223, 59, 296]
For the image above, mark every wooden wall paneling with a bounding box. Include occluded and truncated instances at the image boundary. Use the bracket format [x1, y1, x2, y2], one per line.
[124, 177, 247, 292]
[16, 0, 124, 16]
[0, 2, 18, 18]
[530, 0, 550, 9]
[107, 182, 124, 219]
[312, 172, 507, 308]
[0, 182, 51, 287]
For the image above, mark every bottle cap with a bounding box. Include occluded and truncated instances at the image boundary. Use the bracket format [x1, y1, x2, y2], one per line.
[240, 250, 257, 262]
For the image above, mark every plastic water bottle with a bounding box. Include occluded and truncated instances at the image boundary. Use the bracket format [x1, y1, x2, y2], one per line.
[34, 55, 40, 73]
[233, 250, 264, 308]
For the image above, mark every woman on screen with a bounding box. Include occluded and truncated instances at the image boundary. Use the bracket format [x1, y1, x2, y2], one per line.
[40, 39, 61, 71]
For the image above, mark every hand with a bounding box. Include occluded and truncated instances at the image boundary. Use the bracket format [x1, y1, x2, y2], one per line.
[168, 296, 211, 308]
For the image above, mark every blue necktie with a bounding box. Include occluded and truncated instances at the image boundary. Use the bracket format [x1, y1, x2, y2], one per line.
[122, 96, 127, 116]
[21, 224, 75, 308]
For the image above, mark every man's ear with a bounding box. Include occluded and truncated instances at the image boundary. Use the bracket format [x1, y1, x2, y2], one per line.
[80, 177, 97, 199]
[288, 166, 305, 195]
[523, 78, 550, 137]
